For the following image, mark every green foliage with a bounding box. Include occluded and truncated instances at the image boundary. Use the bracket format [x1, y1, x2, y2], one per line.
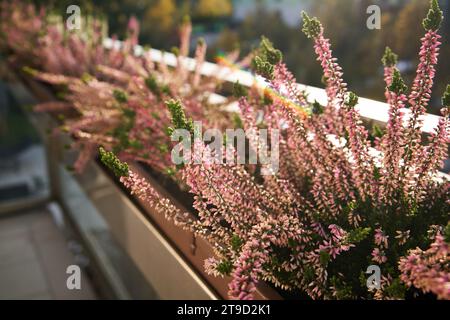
[259, 36, 283, 65]
[231, 234, 243, 252]
[312, 100, 324, 115]
[251, 36, 282, 79]
[422, 0, 443, 31]
[99, 147, 129, 177]
[262, 90, 273, 105]
[442, 85, 450, 107]
[319, 250, 331, 266]
[165, 99, 194, 135]
[388, 69, 408, 95]
[197, 37, 205, 47]
[252, 56, 275, 79]
[345, 92, 359, 108]
[145, 75, 160, 95]
[22, 66, 38, 76]
[110, 108, 138, 152]
[301, 11, 321, 39]
[444, 222, 450, 243]
[232, 113, 243, 129]
[346, 227, 371, 244]
[381, 47, 398, 67]
[383, 278, 406, 299]
[81, 72, 93, 84]
[232, 81, 248, 98]
[329, 276, 354, 299]
[170, 46, 180, 57]
[371, 124, 384, 140]
[165, 167, 176, 176]
[182, 14, 191, 25]
[216, 259, 233, 276]
[113, 89, 128, 103]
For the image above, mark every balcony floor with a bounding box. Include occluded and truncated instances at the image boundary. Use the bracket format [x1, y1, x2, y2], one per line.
[0, 206, 98, 299]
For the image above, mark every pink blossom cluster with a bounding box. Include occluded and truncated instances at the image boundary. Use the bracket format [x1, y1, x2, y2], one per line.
[0, 1, 239, 178]
[399, 234, 450, 300]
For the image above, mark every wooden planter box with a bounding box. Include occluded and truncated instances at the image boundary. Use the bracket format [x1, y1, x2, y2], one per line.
[16, 74, 281, 300]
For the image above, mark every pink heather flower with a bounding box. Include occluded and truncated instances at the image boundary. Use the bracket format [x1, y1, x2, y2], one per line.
[372, 248, 387, 264]
[374, 228, 389, 249]
[313, 29, 347, 109]
[399, 235, 450, 300]
[318, 225, 354, 260]
[403, 29, 442, 177]
[395, 230, 411, 246]
[127, 16, 139, 46]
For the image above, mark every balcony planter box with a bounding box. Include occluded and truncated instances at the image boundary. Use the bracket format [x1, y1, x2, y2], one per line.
[15, 73, 281, 300]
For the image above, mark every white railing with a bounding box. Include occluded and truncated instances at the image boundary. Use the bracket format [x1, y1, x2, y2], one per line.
[103, 38, 444, 135]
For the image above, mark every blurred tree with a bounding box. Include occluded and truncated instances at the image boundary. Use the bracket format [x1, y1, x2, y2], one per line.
[145, 0, 176, 33]
[390, 0, 449, 113]
[195, 0, 232, 19]
[214, 27, 240, 53]
[393, 0, 428, 59]
[141, 0, 178, 49]
[29, 0, 449, 114]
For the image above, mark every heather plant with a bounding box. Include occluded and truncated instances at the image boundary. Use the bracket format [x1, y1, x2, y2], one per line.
[101, 0, 449, 300]
[1, 1, 238, 177]
[0, 0, 143, 77]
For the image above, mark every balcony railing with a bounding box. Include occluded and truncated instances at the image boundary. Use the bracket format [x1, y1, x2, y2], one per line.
[103, 37, 446, 135]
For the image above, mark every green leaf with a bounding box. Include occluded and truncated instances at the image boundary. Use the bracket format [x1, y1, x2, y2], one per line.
[113, 89, 128, 103]
[345, 92, 359, 108]
[444, 222, 450, 243]
[81, 72, 93, 84]
[442, 84, 450, 107]
[259, 36, 282, 65]
[99, 147, 129, 177]
[145, 75, 160, 96]
[388, 69, 407, 95]
[252, 56, 274, 79]
[22, 66, 38, 76]
[301, 11, 322, 39]
[251, 36, 282, 79]
[312, 100, 324, 115]
[319, 250, 331, 266]
[381, 47, 398, 67]
[372, 124, 384, 139]
[231, 234, 243, 252]
[232, 81, 248, 98]
[165, 99, 194, 135]
[216, 259, 233, 276]
[422, 0, 443, 31]
[346, 227, 371, 244]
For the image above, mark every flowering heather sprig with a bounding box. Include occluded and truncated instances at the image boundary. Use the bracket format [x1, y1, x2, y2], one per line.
[403, 0, 443, 180]
[4, 1, 236, 177]
[381, 47, 399, 104]
[414, 87, 449, 197]
[399, 234, 449, 300]
[301, 12, 347, 121]
[379, 69, 408, 203]
[0, 1, 148, 78]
